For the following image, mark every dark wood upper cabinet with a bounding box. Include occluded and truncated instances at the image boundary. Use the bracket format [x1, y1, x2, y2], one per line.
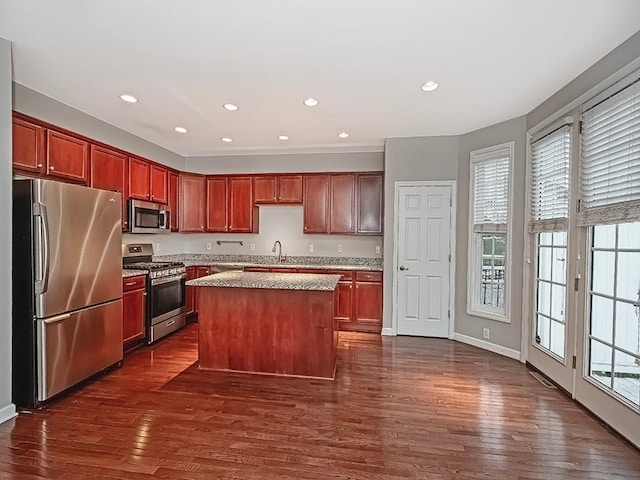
[179, 174, 206, 232]
[12, 117, 45, 174]
[168, 172, 179, 232]
[206, 176, 228, 232]
[128, 157, 151, 201]
[303, 175, 330, 233]
[329, 174, 355, 234]
[150, 165, 168, 204]
[228, 176, 255, 232]
[90, 145, 127, 230]
[277, 175, 303, 203]
[46, 130, 89, 183]
[356, 174, 383, 235]
[254, 176, 277, 203]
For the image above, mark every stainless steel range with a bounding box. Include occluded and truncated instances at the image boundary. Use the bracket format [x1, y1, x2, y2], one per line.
[122, 244, 186, 344]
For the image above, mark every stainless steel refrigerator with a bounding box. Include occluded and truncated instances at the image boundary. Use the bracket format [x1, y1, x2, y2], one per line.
[13, 179, 123, 407]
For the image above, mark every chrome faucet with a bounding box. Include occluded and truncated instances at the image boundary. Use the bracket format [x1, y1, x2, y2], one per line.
[272, 240, 283, 263]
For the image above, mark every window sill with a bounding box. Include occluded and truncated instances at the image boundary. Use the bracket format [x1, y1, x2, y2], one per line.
[466, 306, 510, 323]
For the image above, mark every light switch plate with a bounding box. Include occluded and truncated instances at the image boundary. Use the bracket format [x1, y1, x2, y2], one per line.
[206, 242, 212, 250]
[309, 244, 314, 253]
[250, 243, 255, 251]
[338, 244, 343, 253]
[156, 243, 161, 252]
[375, 245, 381, 254]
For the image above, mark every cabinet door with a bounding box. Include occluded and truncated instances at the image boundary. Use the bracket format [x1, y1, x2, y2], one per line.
[254, 176, 277, 203]
[128, 157, 151, 200]
[90, 145, 127, 230]
[196, 266, 210, 278]
[228, 176, 254, 232]
[46, 130, 89, 183]
[354, 272, 382, 333]
[330, 174, 355, 234]
[168, 172, 179, 232]
[185, 267, 197, 316]
[336, 281, 354, 328]
[12, 117, 45, 174]
[122, 288, 146, 345]
[179, 174, 206, 232]
[206, 176, 228, 232]
[303, 175, 329, 233]
[150, 165, 168, 204]
[357, 174, 383, 235]
[277, 175, 303, 203]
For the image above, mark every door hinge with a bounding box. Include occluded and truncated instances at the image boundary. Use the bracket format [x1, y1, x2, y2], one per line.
[579, 120, 583, 134]
[576, 199, 581, 213]
[572, 356, 577, 369]
[574, 277, 580, 291]
[448, 254, 451, 263]
[450, 197, 453, 207]
[447, 309, 450, 318]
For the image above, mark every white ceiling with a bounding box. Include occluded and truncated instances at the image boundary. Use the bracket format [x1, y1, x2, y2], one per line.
[2, 1, 640, 157]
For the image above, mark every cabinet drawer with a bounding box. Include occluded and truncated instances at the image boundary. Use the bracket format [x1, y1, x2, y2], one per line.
[356, 271, 382, 282]
[123, 275, 146, 292]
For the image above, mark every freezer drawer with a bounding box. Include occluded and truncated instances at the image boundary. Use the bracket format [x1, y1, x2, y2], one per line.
[37, 300, 123, 402]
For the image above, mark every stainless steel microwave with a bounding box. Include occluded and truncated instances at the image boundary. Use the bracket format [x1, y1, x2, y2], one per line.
[128, 199, 170, 234]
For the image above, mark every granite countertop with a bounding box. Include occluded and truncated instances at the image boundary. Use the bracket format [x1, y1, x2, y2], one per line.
[155, 254, 383, 272]
[186, 271, 341, 291]
[122, 269, 148, 278]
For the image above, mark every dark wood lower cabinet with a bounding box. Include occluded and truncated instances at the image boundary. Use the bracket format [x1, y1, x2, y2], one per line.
[122, 276, 146, 351]
[354, 273, 383, 333]
[186, 266, 211, 319]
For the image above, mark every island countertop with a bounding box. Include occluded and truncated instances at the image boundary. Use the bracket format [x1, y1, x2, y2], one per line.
[186, 271, 340, 291]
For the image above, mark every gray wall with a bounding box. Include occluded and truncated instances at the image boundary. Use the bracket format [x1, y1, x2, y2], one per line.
[455, 116, 526, 352]
[0, 38, 15, 423]
[185, 151, 383, 174]
[382, 136, 460, 330]
[13, 84, 185, 171]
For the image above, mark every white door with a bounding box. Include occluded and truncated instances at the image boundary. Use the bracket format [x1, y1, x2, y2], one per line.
[396, 184, 452, 337]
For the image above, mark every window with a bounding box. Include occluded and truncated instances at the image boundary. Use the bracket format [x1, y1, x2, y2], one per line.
[468, 142, 514, 322]
[581, 79, 640, 407]
[530, 124, 571, 359]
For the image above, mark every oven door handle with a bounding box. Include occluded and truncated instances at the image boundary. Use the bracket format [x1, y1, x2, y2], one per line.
[151, 273, 187, 286]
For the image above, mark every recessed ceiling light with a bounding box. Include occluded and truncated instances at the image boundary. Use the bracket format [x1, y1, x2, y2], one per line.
[223, 103, 239, 111]
[338, 132, 349, 138]
[278, 135, 289, 141]
[303, 98, 319, 107]
[221, 137, 233, 143]
[421, 81, 439, 92]
[119, 94, 138, 103]
[174, 127, 187, 133]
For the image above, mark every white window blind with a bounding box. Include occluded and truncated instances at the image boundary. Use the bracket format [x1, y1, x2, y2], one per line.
[529, 126, 571, 233]
[472, 147, 511, 233]
[579, 80, 640, 226]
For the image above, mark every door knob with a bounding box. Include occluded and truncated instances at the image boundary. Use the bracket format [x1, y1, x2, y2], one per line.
[399, 266, 409, 271]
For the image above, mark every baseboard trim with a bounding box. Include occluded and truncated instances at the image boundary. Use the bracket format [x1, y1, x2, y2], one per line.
[454, 333, 521, 361]
[0, 403, 17, 425]
[381, 328, 395, 336]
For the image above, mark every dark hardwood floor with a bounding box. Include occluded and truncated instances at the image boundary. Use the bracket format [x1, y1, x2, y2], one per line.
[1, 324, 639, 479]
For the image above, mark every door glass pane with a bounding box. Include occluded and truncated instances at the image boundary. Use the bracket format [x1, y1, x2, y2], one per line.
[538, 281, 551, 316]
[616, 252, 640, 302]
[593, 224, 616, 248]
[618, 222, 640, 249]
[538, 247, 552, 281]
[550, 320, 565, 358]
[551, 284, 565, 322]
[552, 247, 567, 283]
[537, 314, 550, 350]
[590, 339, 613, 388]
[592, 251, 615, 296]
[614, 301, 639, 354]
[613, 349, 640, 406]
[591, 295, 614, 344]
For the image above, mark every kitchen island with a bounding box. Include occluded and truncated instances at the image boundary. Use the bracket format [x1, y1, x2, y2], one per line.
[187, 271, 340, 379]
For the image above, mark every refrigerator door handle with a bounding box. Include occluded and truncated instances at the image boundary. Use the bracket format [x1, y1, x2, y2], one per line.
[37, 202, 51, 294]
[43, 313, 71, 324]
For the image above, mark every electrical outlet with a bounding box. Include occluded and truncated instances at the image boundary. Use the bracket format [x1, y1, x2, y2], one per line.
[206, 242, 212, 250]
[250, 243, 255, 251]
[482, 328, 490, 340]
[338, 244, 343, 253]
[156, 243, 161, 252]
[375, 245, 381, 254]
[309, 244, 314, 253]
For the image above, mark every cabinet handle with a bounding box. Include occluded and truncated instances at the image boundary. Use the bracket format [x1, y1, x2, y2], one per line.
[37, 163, 43, 168]
[125, 281, 136, 286]
[49, 165, 55, 171]
[143, 292, 147, 296]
